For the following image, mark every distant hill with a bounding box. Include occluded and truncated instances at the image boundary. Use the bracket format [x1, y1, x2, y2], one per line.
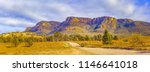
[25, 21, 60, 34]
[25, 16, 150, 35]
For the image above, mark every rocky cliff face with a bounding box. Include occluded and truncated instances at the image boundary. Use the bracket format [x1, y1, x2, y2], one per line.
[65, 17, 92, 23]
[25, 16, 150, 35]
[25, 21, 60, 34]
[89, 16, 117, 33]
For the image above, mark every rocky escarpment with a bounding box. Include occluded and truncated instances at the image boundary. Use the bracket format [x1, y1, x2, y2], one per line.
[25, 16, 150, 35]
[25, 21, 60, 34]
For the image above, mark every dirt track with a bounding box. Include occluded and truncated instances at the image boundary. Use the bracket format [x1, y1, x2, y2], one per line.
[68, 42, 150, 55]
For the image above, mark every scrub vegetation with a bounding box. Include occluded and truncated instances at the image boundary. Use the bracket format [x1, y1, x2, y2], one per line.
[0, 30, 149, 55]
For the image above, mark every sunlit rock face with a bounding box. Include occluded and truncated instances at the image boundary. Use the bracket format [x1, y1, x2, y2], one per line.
[25, 16, 150, 35]
[88, 16, 117, 32]
[26, 21, 60, 34]
[65, 17, 92, 23]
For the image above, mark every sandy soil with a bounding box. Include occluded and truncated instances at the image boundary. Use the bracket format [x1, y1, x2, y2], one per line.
[68, 42, 150, 55]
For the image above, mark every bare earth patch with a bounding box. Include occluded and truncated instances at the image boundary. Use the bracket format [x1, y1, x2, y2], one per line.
[68, 42, 150, 55]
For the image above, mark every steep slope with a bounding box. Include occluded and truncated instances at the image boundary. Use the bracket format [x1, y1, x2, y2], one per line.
[25, 27, 32, 32]
[116, 19, 150, 35]
[54, 17, 93, 34]
[26, 21, 60, 34]
[89, 16, 117, 33]
[25, 16, 150, 35]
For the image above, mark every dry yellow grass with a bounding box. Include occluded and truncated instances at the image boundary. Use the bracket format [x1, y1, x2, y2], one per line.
[0, 36, 149, 55]
[75, 41, 103, 48]
[0, 42, 92, 55]
[75, 36, 150, 51]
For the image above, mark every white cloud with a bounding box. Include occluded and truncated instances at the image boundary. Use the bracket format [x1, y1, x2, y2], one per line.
[0, 0, 149, 22]
[125, 4, 135, 14]
[22, 11, 49, 21]
[48, 3, 75, 14]
[82, 0, 149, 22]
[0, 17, 34, 27]
[106, 0, 119, 6]
[99, 0, 135, 16]
[0, 0, 51, 21]
[0, 0, 150, 33]
[129, 3, 150, 21]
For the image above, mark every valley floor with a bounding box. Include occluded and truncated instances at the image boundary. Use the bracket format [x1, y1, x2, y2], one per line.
[68, 42, 150, 55]
[0, 42, 149, 55]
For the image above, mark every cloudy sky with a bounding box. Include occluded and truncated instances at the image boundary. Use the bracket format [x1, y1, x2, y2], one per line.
[0, 0, 150, 33]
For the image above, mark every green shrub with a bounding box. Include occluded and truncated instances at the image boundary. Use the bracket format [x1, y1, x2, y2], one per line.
[11, 36, 20, 47]
[25, 37, 33, 47]
[80, 43, 87, 47]
[102, 30, 112, 44]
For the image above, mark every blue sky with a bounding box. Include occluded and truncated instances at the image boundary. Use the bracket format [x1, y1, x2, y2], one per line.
[0, 0, 150, 33]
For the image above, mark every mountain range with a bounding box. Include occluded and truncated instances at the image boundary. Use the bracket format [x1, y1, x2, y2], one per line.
[25, 16, 150, 35]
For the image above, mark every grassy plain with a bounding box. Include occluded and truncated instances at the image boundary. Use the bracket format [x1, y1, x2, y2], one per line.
[0, 42, 92, 55]
[0, 36, 150, 55]
[76, 36, 150, 51]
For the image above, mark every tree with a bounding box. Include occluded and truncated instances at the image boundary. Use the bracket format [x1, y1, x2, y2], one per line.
[63, 34, 70, 41]
[53, 32, 62, 41]
[92, 34, 102, 41]
[85, 35, 90, 41]
[25, 37, 33, 47]
[69, 34, 79, 41]
[113, 35, 118, 40]
[42, 35, 47, 42]
[102, 30, 112, 44]
[97, 34, 102, 41]
[46, 36, 54, 42]
[11, 36, 20, 47]
[0, 36, 4, 43]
